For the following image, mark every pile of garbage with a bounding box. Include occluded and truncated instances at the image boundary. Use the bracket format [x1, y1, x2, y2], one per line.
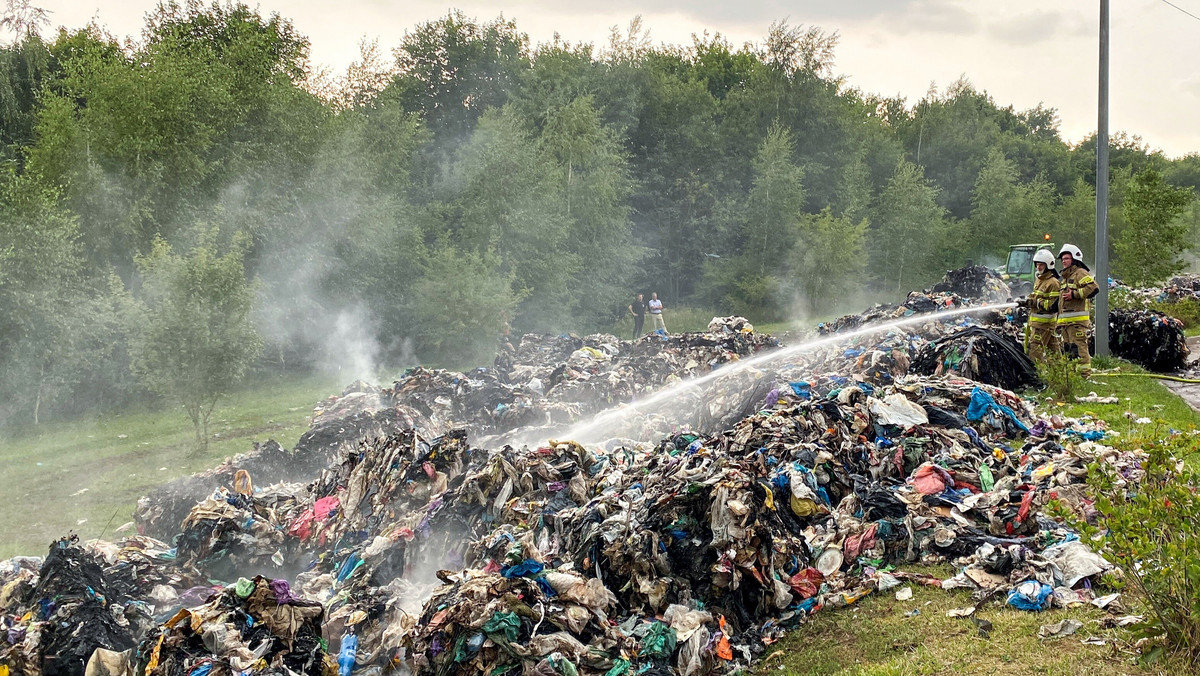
[912, 326, 1041, 391]
[1166, 273, 1200, 301]
[0, 537, 141, 676]
[322, 376, 1128, 675]
[816, 291, 982, 336]
[384, 328, 778, 441]
[1111, 273, 1200, 310]
[135, 406, 430, 540]
[10, 372, 1134, 676]
[1, 295, 1166, 676]
[1104, 309, 1190, 372]
[930, 265, 1011, 303]
[136, 576, 328, 676]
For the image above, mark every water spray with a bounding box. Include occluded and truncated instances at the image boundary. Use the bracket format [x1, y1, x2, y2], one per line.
[551, 302, 1017, 444]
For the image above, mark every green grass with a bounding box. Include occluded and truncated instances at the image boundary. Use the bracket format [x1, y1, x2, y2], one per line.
[755, 566, 1163, 676]
[1186, 326, 1200, 337]
[0, 374, 339, 558]
[1038, 360, 1200, 439]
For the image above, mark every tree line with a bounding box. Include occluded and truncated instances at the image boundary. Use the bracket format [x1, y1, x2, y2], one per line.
[1, 2, 1197, 432]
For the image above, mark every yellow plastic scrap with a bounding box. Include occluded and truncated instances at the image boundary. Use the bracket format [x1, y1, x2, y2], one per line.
[144, 634, 164, 674]
[347, 610, 368, 626]
[992, 448, 1007, 462]
[1031, 463, 1055, 481]
[840, 588, 871, 605]
[790, 495, 818, 517]
[164, 608, 190, 629]
[233, 469, 253, 496]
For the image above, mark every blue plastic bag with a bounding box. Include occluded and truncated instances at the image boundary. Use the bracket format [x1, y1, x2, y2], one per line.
[789, 382, 812, 399]
[1006, 580, 1053, 611]
[966, 387, 1029, 434]
[500, 559, 544, 578]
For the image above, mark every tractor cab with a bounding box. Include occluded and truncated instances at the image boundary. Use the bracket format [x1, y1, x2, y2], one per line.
[998, 242, 1055, 296]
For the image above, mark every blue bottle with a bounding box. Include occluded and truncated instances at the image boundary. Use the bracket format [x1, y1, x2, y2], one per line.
[338, 634, 359, 676]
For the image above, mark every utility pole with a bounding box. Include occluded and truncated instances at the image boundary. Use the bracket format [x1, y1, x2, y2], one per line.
[1094, 0, 1111, 357]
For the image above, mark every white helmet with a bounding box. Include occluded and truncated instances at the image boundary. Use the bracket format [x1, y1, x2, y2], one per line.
[1033, 249, 1055, 267]
[1058, 244, 1083, 261]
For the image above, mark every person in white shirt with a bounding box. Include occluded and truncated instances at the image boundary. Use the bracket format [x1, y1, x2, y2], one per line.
[647, 292, 667, 333]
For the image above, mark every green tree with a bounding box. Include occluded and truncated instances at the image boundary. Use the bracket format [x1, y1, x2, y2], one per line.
[629, 56, 722, 300]
[391, 11, 529, 142]
[871, 160, 947, 293]
[407, 243, 521, 367]
[1114, 167, 1194, 285]
[790, 208, 867, 314]
[744, 123, 805, 274]
[128, 231, 261, 446]
[698, 124, 806, 317]
[438, 106, 572, 330]
[1053, 178, 1096, 261]
[0, 31, 53, 163]
[0, 170, 125, 426]
[539, 95, 640, 327]
[25, 3, 318, 274]
[965, 147, 1054, 260]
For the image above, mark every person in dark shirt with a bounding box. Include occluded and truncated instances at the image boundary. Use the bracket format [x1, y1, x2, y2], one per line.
[628, 293, 646, 339]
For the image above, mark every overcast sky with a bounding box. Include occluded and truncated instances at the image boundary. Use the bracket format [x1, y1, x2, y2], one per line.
[33, 0, 1200, 157]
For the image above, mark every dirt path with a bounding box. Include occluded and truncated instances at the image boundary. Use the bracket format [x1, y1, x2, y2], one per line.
[1163, 335, 1200, 414]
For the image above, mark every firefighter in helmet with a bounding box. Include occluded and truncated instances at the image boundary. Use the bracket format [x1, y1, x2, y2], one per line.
[1057, 244, 1100, 374]
[1025, 248, 1060, 361]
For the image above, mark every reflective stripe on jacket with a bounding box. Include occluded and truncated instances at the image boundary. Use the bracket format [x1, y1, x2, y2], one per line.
[1058, 310, 1090, 323]
[1059, 264, 1098, 321]
[1029, 269, 1060, 324]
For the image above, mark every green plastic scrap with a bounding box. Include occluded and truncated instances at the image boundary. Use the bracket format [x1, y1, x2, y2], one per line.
[604, 659, 631, 676]
[482, 610, 521, 643]
[979, 463, 995, 492]
[641, 621, 677, 659]
[233, 577, 255, 598]
[549, 654, 579, 676]
[453, 634, 472, 663]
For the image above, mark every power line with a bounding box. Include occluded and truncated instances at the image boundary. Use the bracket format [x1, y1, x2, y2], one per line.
[1160, 0, 1200, 23]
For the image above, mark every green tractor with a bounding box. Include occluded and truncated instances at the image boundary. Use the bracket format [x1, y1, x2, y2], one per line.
[997, 242, 1055, 297]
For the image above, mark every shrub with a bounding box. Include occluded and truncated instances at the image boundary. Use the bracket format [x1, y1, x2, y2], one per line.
[1157, 297, 1200, 329]
[1037, 350, 1087, 401]
[1069, 434, 1200, 664]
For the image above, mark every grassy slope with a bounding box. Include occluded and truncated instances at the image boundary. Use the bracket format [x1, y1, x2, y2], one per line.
[0, 375, 338, 558]
[757, 362, 1197, 676]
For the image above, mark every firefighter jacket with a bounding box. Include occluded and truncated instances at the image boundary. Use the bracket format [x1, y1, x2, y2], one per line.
[1029, 269, 1060, 325]
[1058, 263, 1099, 324]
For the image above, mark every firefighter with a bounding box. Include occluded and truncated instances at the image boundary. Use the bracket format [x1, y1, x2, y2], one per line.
[1057, 243, 1100, 374]
[1025, 248, 1060, 361]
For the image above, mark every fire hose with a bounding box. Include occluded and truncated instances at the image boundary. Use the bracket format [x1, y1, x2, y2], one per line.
[1098, 372, 1200, 384]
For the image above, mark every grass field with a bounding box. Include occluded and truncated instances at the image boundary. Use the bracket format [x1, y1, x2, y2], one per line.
[754, 565, 1161, 676]
[1052, 362, 1200, 438]
[0, 374, 339, 558]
